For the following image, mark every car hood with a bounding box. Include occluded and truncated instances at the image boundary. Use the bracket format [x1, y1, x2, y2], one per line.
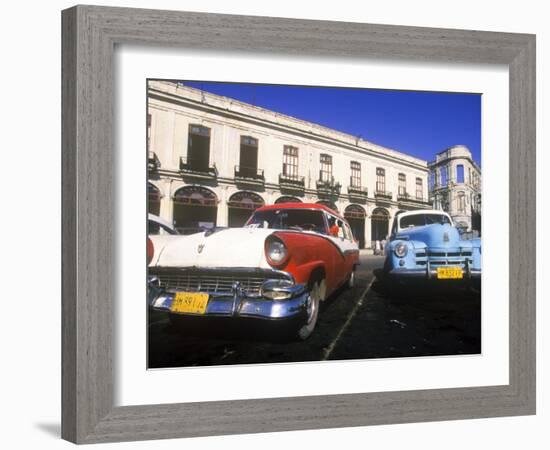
[396, 223, 468, 248]
[150, 227, 275, 269]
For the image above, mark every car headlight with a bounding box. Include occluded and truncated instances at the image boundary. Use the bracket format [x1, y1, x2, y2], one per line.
[265, 236, 289, 267]
[394, 242, 408, 258]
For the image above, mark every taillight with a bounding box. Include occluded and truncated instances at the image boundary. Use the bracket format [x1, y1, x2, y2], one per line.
[147, 237, 154, 265]
[264, 235, 289, 267]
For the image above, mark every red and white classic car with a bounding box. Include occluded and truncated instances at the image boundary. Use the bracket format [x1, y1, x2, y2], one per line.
[147, 203, 359, 339]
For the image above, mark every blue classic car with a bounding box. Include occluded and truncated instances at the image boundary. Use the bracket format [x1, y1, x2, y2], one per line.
[381, 209, 481, 286]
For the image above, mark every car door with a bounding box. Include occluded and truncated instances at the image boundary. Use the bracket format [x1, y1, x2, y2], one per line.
[325, 213, 357, 288]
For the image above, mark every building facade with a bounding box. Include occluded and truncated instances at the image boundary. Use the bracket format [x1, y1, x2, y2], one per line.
[147, 81, 432, 248]
[428, 145, 482, 233]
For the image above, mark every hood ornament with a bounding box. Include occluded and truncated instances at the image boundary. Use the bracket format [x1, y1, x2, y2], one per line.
[197, 243, 205, 253]
[443, 232, 449, 242]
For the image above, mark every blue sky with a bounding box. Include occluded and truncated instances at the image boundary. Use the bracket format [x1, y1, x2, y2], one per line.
[181, 81, 481, 166]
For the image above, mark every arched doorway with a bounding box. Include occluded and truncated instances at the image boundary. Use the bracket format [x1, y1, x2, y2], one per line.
[274, 195, 302, 204]
[344, 204, 366, 249]
[227, 191, 265, 227]
[275, 195, 302, 204]
[316, 200, 338, 212]
[173, 186, 218, 234]
[371, 207, 390, 242]
[147, 182, 161, 216]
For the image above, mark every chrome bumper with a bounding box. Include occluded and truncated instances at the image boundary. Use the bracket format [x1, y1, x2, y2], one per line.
[388, 268, 481, 280]
[148, 278, 309, 321]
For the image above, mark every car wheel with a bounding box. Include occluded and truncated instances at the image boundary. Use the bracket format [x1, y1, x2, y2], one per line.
[297, 279, 322, 340]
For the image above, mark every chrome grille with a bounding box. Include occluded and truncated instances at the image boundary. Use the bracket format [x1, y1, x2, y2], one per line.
[149, 268, 287, 295]
[414, 249, 473, 268]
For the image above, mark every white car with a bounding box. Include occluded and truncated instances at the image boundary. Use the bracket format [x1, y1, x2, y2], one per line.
[147, 203, 359, 339]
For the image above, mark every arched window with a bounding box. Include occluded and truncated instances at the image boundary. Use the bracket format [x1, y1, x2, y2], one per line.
[344, 204, 366, 219]
[227, 191, 265, 227]
[172, 186, 218, 234]
[344, 204, 367, 249]
[316, 200, 338, 212]
[371, 207, 390, 242]
[274, 196, 302, 204]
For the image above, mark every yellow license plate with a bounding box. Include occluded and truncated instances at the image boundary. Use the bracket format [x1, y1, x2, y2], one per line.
[171, 292, 209, 314]
[436, 267, 463, 279]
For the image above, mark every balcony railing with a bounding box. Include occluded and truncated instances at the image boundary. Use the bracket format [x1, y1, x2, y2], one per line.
[397, 191, 410, 201]
[179, 157, 217, 179]
[234, 165, 265, 186]
[279, 173, 305, 192]
[374, 190, 393, 200]
[316, 179, 341, 196]
[148, 151, 160, 171]
[398, 192, 430, 204]
[347, 184, 368, 200]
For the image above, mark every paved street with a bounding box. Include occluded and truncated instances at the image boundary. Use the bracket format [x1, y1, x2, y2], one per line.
[148, 255, 481, 368]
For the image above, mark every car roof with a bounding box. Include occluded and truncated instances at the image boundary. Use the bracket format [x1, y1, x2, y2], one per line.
[256, 202, 344, 220]
[396, 209, 452, 220]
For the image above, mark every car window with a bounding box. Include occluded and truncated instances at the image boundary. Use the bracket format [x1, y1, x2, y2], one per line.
[400, 215, 426, 229]
[344, 223, 353, 241]
[400, 214, 451, 229]
[425, 214, 451, 225]
[247, 209, 328, 234]
[337, 220, 345, 239]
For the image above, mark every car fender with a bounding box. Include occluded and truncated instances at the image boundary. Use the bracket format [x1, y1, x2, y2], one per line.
[287, 260, 327, 286]
[385, 239, 425, 270]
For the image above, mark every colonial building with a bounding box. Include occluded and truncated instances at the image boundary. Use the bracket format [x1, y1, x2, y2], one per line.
[147, 80, 431, 248]
[428, 145, 482, 233]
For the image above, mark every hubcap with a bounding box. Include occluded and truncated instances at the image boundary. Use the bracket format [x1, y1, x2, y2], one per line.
[306, 285, 318, 324]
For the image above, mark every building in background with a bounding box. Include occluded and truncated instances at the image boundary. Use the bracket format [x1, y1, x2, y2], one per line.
[147, 80, 432, 249]
[428, 145, 482, 234]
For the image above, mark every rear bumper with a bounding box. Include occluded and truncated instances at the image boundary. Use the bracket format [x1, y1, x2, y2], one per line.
[148, 279, 310, 321]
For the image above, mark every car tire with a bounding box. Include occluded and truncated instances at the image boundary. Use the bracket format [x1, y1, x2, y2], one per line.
[297, 279, 322, 340]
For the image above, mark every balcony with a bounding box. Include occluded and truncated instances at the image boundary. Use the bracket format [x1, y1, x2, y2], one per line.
[234, 165, 265, 188]
[347, 184, 368, 202]
[279, 173, 305, 194]
[148, 151, 160, 171]
[179, 157, 217, 180]
[316, 179, 341, 198]
[398, 192, 430, 205]
[374, 190, 393, 201]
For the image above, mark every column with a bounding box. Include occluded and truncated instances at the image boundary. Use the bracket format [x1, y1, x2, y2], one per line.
[364, 205, 372, 249]
[216, 186, 229, 227]
[159, 179, 174, 225]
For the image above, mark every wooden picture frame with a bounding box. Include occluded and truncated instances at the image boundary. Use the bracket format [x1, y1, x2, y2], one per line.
[61, 5, 536, 443]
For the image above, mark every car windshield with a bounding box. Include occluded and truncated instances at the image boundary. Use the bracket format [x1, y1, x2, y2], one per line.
[400, 213, 451, 229]
[247, 209, 327, 234]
